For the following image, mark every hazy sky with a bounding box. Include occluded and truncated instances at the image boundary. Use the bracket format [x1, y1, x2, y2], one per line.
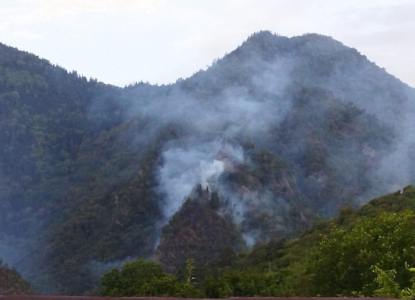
[1, 0, 414, 87]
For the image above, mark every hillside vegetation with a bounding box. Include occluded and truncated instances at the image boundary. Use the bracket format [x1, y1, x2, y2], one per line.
[0, 259, 34, 295]
[0, 31, 414, 294]
[101, 185, 415, 298]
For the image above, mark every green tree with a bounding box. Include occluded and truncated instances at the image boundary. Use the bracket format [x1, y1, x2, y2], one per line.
[101, 258, 200, 297]
[101, 258, 165, 296]
[203, 269, 286, 297]
[307, 210, 415, 296]
[371, 265, 402, 298]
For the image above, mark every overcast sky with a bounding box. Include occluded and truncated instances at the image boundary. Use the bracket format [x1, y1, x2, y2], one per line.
[1, 0, 414, 87]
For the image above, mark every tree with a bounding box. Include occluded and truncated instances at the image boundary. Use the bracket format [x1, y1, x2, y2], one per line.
[100, 258, 200, 297]
[307, 210, 415, 296]
[101, 258, 166, 296]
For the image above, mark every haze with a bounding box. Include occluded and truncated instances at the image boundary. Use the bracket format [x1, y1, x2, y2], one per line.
[1, 0, 414, 87]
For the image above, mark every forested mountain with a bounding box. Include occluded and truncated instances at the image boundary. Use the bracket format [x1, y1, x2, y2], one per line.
[0, 31, 414, 295]
[202, 185, 415, 298]
[100, 185, 415, 298]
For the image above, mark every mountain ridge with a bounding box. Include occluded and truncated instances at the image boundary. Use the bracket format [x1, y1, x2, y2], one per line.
[0, 31, 414, 294]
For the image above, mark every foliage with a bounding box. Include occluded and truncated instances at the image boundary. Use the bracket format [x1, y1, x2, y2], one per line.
[98, 187, 415, 298]
[0, 259, 34, 295]
[203, 269, 296, 298]
[155, 193, 245, 275]
[202, 187, 415, 298]
[0, 43, 163, 294]
[0, 30, 414, 295]
[100, 258, 200, 297]
[186, 258, 195, 284]
[308, 210, 415, 296]
[371, 265, 403, 298]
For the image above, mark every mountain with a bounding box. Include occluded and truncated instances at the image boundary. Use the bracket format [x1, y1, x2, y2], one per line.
[0, 31, 414, 294]
[155, 187, 245, 274]
[200, 185, 415, 298]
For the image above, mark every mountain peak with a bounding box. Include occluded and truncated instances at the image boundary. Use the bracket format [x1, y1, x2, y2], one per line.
[1, 31, 414, 295]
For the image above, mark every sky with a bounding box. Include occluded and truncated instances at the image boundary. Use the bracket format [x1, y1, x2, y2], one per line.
[1, 0, 414, 88]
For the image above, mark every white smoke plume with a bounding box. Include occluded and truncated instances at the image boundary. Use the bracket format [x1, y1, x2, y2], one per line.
[157, 139, 244, 223]
[121, 32, 415, 245]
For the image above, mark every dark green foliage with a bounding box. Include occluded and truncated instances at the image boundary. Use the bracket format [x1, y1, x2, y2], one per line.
[155, 194, 245, 274]
[101, 258, 165, 296]
[0, 30, 414, 295]
[272, 86, 396, 216]
[0, 43, 162, 294]
[101, 258, 200, 297]
[0, 259, 34, 295]
[307, 210, 415, 296]
[218, 146, 320, 246]
[203, 270, 288, 297]
[100, 187, 415, 298]
[221, 186, 415, 297]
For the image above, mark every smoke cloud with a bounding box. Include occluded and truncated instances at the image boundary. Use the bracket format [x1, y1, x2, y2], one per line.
[123, 55, 296, 245]
[157, 139, 245, 223]
[3, 32, 415, 295]
[120, 33, 415, 248]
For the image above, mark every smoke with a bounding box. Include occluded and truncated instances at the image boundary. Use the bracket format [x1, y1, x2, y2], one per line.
[365, 97, 415, 197]
[63, 33, 415, 294]
[288, 34, 415, 203]
[122, 33, 415, 249]
[0, 240, 19, 268]
[124, 56, 295, 239]
[2, 31, 415, 295]
[218, 186, 291, 247]
[0, 237, 33, 280]
[157, 140, 241, 223]
[87, 255, 143, 283]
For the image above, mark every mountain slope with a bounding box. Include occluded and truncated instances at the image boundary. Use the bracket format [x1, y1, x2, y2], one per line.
[213, 185, 415, 297]
[155, 189, 245, 274]
[0, 43, 162, 294]
[0, 31, 414, 294]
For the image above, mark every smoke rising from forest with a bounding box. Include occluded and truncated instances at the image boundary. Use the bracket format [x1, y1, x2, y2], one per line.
[125, 57, 296, 243]
[157, 139, 244, 223]
[121, 33, 415, 249]
[1, 32, 415, 295]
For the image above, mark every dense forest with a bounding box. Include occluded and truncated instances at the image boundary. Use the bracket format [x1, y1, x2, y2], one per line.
[0, 31, 414, 295]
[101, 185, 415, 298]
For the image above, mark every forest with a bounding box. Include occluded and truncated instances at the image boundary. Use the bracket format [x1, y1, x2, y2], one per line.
[0, 31, 414, 295]
[101, 185, 415, 298]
